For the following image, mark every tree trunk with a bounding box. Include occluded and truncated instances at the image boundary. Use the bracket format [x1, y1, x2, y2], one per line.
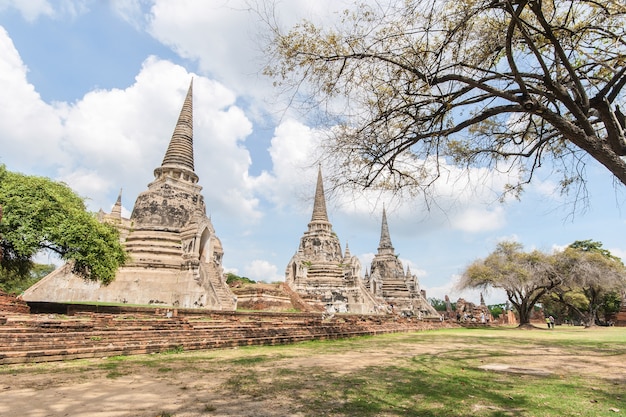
[514, 300, 532, 326]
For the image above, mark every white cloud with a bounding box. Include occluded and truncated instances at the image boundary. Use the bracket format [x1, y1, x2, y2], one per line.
[251, 118, 323, 213]
[243, 259, 282, 283]
[0, 27, 66, 173]
[146, 0, 366, 120]
[0, 0, 89, 21]
[451, 206, 506, 233]
[0, 36, 262, 222]
[496, 234, 520, 243]
[0, 0, 54, 21]
[358, 252, 376, 271]
[110, 0, 153, 30]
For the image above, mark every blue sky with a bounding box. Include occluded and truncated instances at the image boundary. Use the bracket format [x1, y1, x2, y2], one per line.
[1, 1, 624, 305]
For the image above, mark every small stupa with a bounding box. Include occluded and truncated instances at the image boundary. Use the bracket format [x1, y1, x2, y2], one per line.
[23, 81, 236, 310]
[364, 208, 438, 317]
[285, 167, 380, 313]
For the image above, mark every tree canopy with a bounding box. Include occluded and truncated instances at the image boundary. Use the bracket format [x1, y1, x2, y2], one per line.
[460, 240, 626, 327]
[459, 241, 562, 326]
[265, 0, 626, 201]
[0, 165, 127, 285]
[548, 240, 626, 326]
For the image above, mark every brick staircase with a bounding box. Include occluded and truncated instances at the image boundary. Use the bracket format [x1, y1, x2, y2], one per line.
[0, 304, 448, 364]
[0, 291, 29, 314]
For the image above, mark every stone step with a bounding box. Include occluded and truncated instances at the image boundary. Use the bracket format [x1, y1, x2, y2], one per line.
[0, 323, 366, 353]
[0, 328, 398, 365]
[0, 310, 445, 364]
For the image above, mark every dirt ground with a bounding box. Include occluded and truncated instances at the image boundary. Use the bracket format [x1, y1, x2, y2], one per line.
[1, 331, 625, 417]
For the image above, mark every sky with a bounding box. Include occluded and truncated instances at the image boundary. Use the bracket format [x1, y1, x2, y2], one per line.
[1, 0, 625, 305]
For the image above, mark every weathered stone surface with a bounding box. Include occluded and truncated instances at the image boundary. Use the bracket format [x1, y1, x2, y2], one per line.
[454, 296, 492, 323]
[0, 307, 451, 364]
[23, 81, 236, 310]
[364, 208, 439, 318]
[285, 167, 380, 313]
[231, 282, 302, 312]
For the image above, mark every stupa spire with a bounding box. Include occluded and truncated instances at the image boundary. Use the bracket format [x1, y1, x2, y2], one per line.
[344, 242, 351, 259]
[310, 165, 329, 223]
[378, 206, 394, 252]
[110, 188, 123, 218]
[160, 79, 195, 172]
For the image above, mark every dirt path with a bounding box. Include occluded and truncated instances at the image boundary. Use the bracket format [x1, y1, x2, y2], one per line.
[1, 331, 624, 417]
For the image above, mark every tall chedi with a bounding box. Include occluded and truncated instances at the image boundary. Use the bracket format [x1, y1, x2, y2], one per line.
[24, 81, 236, 310]
[364, 207, 438, 317]
[285, 166, 380, 313]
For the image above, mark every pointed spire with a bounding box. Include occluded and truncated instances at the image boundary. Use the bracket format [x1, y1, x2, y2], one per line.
[110, 188, 123, 218]
[406, 265, 411, 278]
[344, 242, 352, 259]
[160, 79, 195, 172]
[310, 165, 329, 223]
[378, 206, 394, 252]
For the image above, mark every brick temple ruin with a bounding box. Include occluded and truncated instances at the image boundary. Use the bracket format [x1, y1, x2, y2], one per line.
[285, 168, 438, 317]
[14, 80, 443, 317]
[364, 208, 438, 317]
[285, 167, 380, 313]
[23, 81, 236, 310]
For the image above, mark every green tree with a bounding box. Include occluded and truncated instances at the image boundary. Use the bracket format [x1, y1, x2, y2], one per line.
[540, 291, 582, 324]
[0, 165, 127, 285]
[487, 304, 505, 320]
[598, 291, 623, 324]
[0, 263, 55, 295]
[549, 240, 626, 327]
[429, 297, 456, 312]
[225, 272, 256, 287]
[428, 297, 446, 311]
[459, 241, 562, 327]
[265, 0, 626, 201]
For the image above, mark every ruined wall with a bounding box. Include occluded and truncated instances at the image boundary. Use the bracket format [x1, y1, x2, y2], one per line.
[132, 182, 205, 229]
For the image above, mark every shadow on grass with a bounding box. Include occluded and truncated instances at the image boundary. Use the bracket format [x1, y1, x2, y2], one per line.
[217, 330, 626, 417]
[301, 363, 623, 417]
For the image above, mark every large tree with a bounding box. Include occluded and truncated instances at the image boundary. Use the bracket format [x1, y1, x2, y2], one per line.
[548, 240, 626, 327]
[459, 241, 562, 326]
[265, 0, 626, 200]
[0, 165, 127, 285]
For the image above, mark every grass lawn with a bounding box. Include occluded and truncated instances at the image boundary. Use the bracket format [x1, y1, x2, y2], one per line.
[2, 325, 625, 417]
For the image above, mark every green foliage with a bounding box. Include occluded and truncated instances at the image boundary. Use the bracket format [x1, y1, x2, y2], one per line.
[487, 304, 504, 319]
[569, 240, 624, 264]
[460, 241, 559, 325]
[550, 241, 626, 326]
[462, 239, 626, 327]
[225, 272, 256, 286]
[0, 165, 127, 284]
[0, 263, 55, 295]
[428, 297, 455, 312]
